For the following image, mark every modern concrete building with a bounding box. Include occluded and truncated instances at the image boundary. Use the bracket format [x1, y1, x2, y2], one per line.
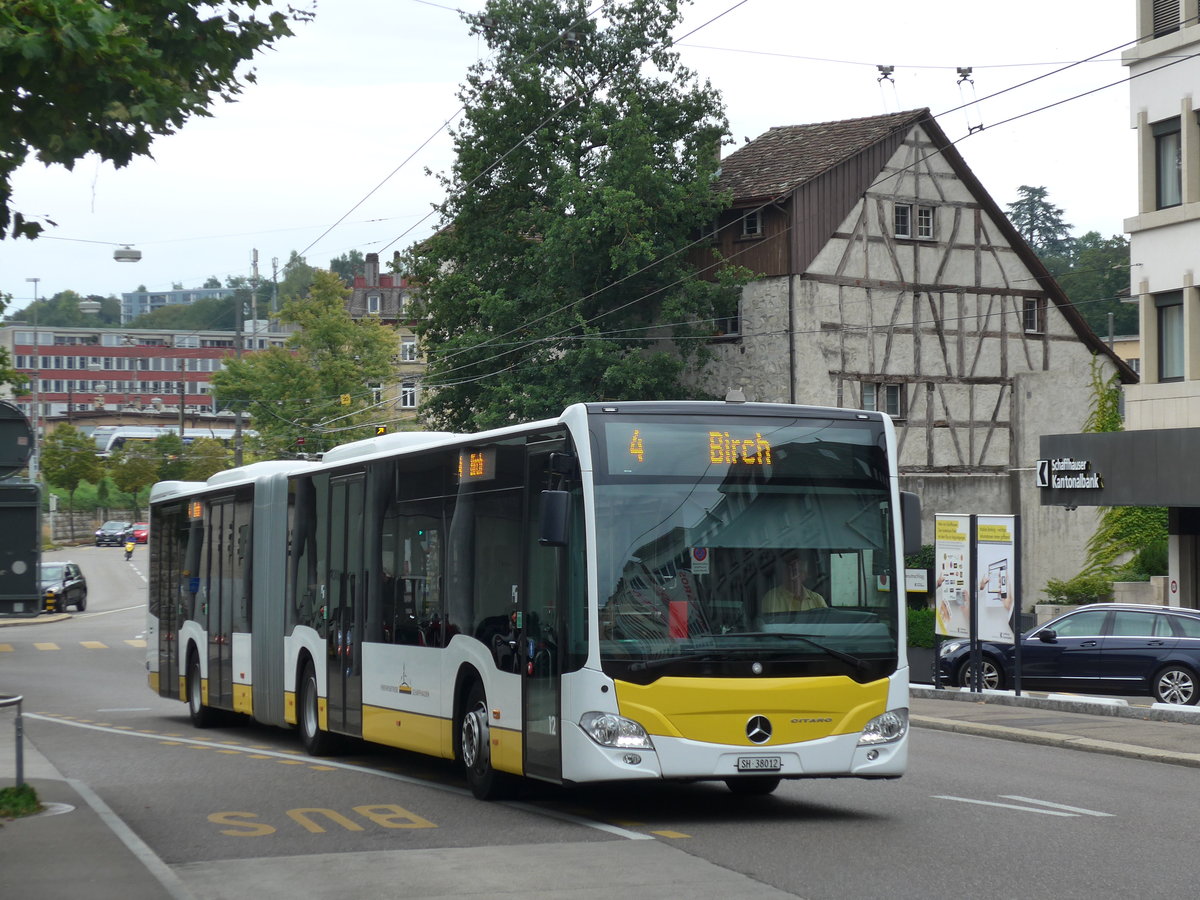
[689, 109, 1135, 611]
[120, 287, 234, 325]
[1040, 2, 1200, 608]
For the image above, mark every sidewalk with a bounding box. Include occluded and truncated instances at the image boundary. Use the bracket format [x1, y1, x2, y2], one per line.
[2, 686, 1198, 899]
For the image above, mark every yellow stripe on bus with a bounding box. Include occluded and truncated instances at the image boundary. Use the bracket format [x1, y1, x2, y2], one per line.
[615, 675, 889, 745]
[233, 684, 253, 716]
[362, 706, 454, 761]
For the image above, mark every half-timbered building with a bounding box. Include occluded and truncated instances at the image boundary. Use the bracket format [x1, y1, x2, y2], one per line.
[690, 109, 1137, 610]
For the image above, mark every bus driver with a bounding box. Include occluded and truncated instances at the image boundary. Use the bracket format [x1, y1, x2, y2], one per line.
[761, 550, 827, 613]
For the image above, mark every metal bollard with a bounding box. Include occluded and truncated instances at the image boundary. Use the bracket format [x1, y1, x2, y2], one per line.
[0, 694, 24, 787]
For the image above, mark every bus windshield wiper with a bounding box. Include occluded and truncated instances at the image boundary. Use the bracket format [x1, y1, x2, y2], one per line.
[719, 632, 868, 672]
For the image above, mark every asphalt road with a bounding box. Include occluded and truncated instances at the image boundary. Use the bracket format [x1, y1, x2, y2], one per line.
[4, 545, 1197, 899]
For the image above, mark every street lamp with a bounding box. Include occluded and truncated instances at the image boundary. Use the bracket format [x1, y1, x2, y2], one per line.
[24, 277, 39, 481]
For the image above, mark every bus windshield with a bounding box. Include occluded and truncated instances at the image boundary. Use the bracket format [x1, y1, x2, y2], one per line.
[592, 414, 899, 684]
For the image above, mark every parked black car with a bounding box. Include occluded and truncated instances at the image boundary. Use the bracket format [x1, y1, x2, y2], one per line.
[935, 603, 1200, 705]
[41, 561, 87, 612]
[95, 520, 132, 546]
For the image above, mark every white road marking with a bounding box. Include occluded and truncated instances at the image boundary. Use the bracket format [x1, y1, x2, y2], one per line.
[1000, 795, 1114, 817]
[25, 713, 654, 841]
[933, 795, 1081, 817]
[75, 604, 147, 619]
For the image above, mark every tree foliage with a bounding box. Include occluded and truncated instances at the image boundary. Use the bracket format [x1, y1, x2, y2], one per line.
[1, 1, 312, 239]
[1006, 185, 1074, 254]
[405, 0, 740, 432]
[212, 269, 397, 456]
[40, 424, 103, 534]
[4, 291, 121, 328]
[109, 446, 159, 519]
[329, 250, 365, 287]
[184, 437, 231, 481]
[1040, 231, 1134, 337]
[0, 292, 24, 389]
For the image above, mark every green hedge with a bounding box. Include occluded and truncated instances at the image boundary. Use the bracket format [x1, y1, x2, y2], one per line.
[906, 607, 937, 648]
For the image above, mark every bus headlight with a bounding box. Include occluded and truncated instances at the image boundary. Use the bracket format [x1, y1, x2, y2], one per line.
[579, 712, 654, 750]
[857, 709, 908, 746]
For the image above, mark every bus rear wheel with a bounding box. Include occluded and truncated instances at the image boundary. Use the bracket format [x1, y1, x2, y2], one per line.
[461, 681, 506, 800]
[299, 661, 338, 756]
[187, 655, 215, 728]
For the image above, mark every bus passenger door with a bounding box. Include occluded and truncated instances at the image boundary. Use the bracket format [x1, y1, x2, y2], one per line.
[206, 498, 235, 710]
[522, 450, 564, 782]
[327, 474, 365, 737]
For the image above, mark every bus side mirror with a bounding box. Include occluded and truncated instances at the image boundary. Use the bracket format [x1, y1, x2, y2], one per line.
[539, 490, 570, 547]
[900, 491, 921, 557]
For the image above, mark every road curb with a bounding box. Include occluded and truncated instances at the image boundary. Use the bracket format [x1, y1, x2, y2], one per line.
[0, 613, 70, 628]
[911, 684, 1200, 725]
[911, 713, 1200, 768]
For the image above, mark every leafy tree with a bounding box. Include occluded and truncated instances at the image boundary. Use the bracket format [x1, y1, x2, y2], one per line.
[278, 250, 316, 303]
[0, 292, 24, 389]
[129, 294, 235, 331]
[405, 0, 739, 432]
[1041, 231, 1134, 337]
[1, 1, 312, 239]
[4, 289, 121, 328]
[109, 447, 159, 520]
[213, 269, 396, 456]
[1080, 357, 1168, 574]
[154, 433, 187, 482]
[329, 250, 365, 287]
[39, 424, 103, 539]
[184, 437, 230, 481]
[1006, 185, 1074, 255]
[203, 276, 223, 289]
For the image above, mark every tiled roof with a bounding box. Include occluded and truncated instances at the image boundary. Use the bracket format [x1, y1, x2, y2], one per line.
[716, 109, 929, 201]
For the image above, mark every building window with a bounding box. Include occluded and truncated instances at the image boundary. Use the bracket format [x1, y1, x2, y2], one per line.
[740, 209, 762, 238]
[862, 382, 905, 419]
[894, 203, 911, 238]
[916, 205, 934, 239]
[1152, 0, 1181, 37]
[367, 293, 381, 314]
[1023, 298, 1046, 334]
[1154, 118, 1182, 209]
[1157, 291, 1184, 381]
[401, 335, 418, 362]
[400, 382, 417, 409]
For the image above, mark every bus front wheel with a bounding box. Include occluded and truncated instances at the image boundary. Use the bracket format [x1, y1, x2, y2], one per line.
[461, 681, 506, 800]
[725, 776, 781, 796]
[299, 661, 337, 756]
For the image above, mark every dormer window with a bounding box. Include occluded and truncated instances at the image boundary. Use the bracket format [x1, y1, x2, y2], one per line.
[367, 293, 381, 314]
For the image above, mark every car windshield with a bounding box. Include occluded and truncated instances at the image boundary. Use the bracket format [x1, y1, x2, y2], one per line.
[591, 414, 900, 684]
[40, 563, 65, 585]
[102, 521, 126, 530]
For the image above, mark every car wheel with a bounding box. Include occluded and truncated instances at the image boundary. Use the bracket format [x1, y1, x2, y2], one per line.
[460, 680, 507, 800]
[1153, 665, 1198, 705]
[725, 776, 781, 796]
[299, 660, 338, 755]
[187, 654, 216, 727]
[75, 591, 86, 613]
[958, 657, 1004, 691]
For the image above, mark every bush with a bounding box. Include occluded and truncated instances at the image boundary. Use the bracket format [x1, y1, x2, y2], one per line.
[0, 783, 41, 818]
[1043, 572, 1113, 605]
[907, 606, 937, 648]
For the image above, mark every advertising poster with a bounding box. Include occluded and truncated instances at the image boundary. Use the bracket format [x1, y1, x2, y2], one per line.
[934, 514, 970, 638]
[975, 515, 1017, 643]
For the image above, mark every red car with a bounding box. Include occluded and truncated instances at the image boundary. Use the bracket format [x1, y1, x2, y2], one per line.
[129, 522, 149, 544]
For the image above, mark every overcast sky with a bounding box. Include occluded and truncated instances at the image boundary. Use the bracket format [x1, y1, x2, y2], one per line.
[1, 0, 1135, 313]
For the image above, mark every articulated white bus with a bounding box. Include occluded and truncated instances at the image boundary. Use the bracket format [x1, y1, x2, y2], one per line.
[147, 400, 920, 799]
